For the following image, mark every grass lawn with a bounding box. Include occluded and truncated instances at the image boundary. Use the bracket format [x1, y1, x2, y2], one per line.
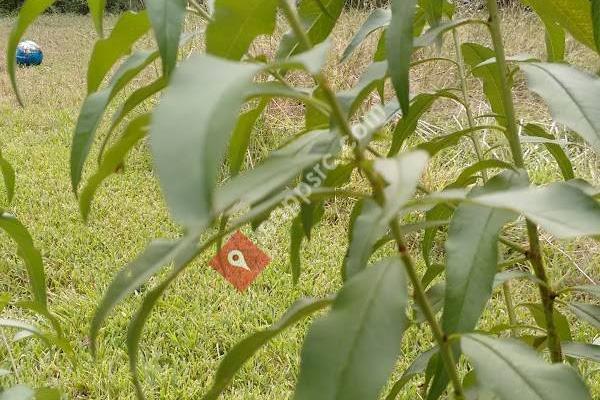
[0, 8, 599, 399]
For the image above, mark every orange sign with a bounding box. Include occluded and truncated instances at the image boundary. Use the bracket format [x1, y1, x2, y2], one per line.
[209, 231, 271, 292]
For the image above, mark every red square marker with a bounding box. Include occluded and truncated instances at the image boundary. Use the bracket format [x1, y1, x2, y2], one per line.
[209, 231, 271, 292]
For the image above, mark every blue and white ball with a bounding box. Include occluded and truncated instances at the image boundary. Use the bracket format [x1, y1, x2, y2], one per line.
[16, 40, 43, 66]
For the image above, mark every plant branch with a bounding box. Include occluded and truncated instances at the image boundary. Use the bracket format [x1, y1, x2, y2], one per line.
[485, 0, 562, 362]
[389, 219, 464, 400]
[280, 4, 464, 395]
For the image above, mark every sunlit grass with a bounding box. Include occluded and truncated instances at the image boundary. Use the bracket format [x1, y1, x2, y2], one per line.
[0, 9, 598, 399]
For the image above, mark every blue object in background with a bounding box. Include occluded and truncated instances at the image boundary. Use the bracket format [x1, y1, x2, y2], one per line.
[16, 40, 43, 66]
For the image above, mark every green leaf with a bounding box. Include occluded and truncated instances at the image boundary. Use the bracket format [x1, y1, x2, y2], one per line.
[566, 285, 600, 298]
[34, 388, 61, 400]
[461, 334, 591, 400]
[295, 257, 409, 400]
[593, 0, 600, 51]
[413, 19, 482, 49]
[442, 172, 525, 335]
[561, 341, 600, 363]
[207, 0, 278, 60]
[523, 123, 574, 180]
[216, 130, 341, 214]
[86, 11, 150, 93]
[520, 62, 600, 156]
[387, 0, 418, 115]
[6, 0, 57, 105]
[103, 77, 166, 160]
[0, 385, 34, 400]
[80, 114, 151, 221]
[493, 270, 543, 288]
[150, 55, 261, 227]
[448, 159, 514, 189]
[344, 151, 428, 280]
[341, 8, 391, 62]
[290, 216, 304, 284]
[470, 182, 600, 239]
[523, 303, 572, 341]
[422, 204, 452, 267]
[418, 0, 443, 27]
[521, 0, 565, 61]
[414, 283, 445, 323]
[90, 236, 196, 356]
[385, 347, 438, 400]
[337, 61, 388, 115]
[374, 150, 429, 219]
[87, 0, 107, 37]
[0, 213, 46, 309]
[71, 50, 158, 191]
[202, 297, 332, 400]
[0, 153, 16, 204]
[126, 237, 200, 399]
[0, 318, 41, 336]
[343, 199, 386, 281]
[417, 125, 498, 157]
[422, 263, 445, 289]
[278, 0, 345, 58]
[527, 0, 595, 51]
[388, 90, 462, 155]
[228, 101, 268, 176]
[145, 0, 187, 76]
[462, 43, 506, 125]
[568, 303, 600, 329]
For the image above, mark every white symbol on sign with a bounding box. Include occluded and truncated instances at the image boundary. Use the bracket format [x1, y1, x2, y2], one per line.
[228, 249, 250, 271]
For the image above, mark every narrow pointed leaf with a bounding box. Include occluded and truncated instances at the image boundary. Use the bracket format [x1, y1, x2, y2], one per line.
[387, 0, 418, 114]
[278, 0, 345, 58]
[389, 90, 461, 155]
[80, 114, 151, 221]
[442, 172, 525, 335]
[90, 237, 193, 355]
[290, 216, 304, 284]
[341, 8, 391, 62]
[374, 150, 429, 219]
[6, 0, 57, 105]
[0, 154, 16, 204]
[87, 0, 106, 37]
[207, 0, 278, 60]
[0, 385, 35, 400]
[461, 334, 591, 400]
[146, 0, 187, 76]
[568, 303, 600, 329]
[0, 213, 46, 309]
[386, 347, 438, 400]
[523, 303, 572, 341]
[523, 123, 574, 180]
[462, 43, 506, 125]
[216, 130, 341, 214]
[525, 0, 595, 51]
[228, 101, 268, 176]
[593, 0, 600, 51]
[126, 237, 202, 399]
[471, 182, 600, 239]
[343, 199, 386, 281]
[295, 257, 409, 400]
[520, 62, 600, 155]
[151, 55, 261, 227]
[87, 11, 150, 93]
[71, 50, 158, 191]
[202, 297, 332, 400]
[103, 77, 166, 158]
[561, 342, 600, 363]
